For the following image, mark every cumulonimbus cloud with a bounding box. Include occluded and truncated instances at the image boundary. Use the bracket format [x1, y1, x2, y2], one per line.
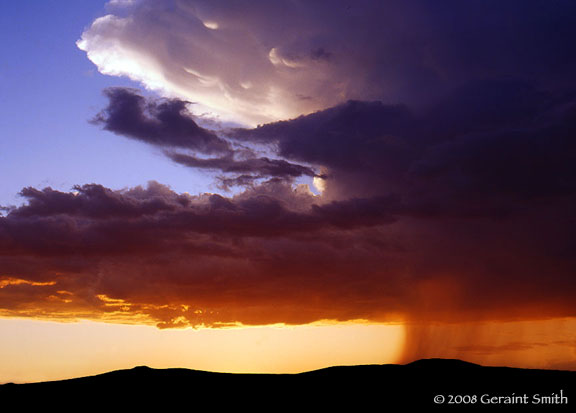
[78, 0, 576, 125]
[3, 0, 576, 333]
[5, 66, 576, 331]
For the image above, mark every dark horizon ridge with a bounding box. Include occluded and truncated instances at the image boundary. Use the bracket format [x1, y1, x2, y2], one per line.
[2, 357, 574, 410]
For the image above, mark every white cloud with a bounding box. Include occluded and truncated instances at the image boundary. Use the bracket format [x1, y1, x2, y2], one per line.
[78, 0, 392, 126]
[79, 0, 574, 126]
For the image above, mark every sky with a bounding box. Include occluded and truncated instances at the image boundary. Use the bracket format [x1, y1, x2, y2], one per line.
[1, 0, 576, 382]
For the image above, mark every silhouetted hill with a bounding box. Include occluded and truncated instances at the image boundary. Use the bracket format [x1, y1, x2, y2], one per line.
[1, 359, 574, 410]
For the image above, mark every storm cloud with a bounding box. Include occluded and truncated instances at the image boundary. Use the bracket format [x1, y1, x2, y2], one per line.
[0, 180, 403, 327]
[78, 0, 576, 124]
[234, 79, 576, 212]
[94, 87, 322, 184]
[93, 87, 231, 153]
[3, 0, 576, 334]
[166, 152, 319, 180]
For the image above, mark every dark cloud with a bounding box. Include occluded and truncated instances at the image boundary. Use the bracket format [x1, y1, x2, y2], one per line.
[93, 87, 231, 154]
[11, 183, 181, 219]
[165, 152, 319, 179]
[215, 174, 260, 191]
[1, 173, 575, 328]
[94, 88, 324, 184]
[310, 47, 332, 62]
[6, 0, 576, 342]
[233, 79, 576, 215]
[2, 181, 397, 247]
[9, 69, 576, 332]
[234, 100, 416, 169]
[0, 181, 406, 327]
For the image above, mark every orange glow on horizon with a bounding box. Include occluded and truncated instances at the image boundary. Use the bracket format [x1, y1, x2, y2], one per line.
[1, 315, 575, 385]
[0, 318, 405, 384]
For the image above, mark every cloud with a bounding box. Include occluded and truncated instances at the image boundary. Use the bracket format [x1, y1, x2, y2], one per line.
[0, 180, 406, 327]
[78, 0, 576, 125]
[6, 0, 576, 336]
[11, 183, 180, 219]
[233, 79, 576, 213]
[165, 152, 319, 180]
[10, 63, 576, 331]
[94, 87, 323, 185]
[1, 171, 575, 328]
[93, 87, 231, 153]
[232, 100, 417, 181]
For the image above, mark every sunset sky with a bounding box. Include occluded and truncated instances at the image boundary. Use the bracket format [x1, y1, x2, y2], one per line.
[1, 0, 576, 383]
